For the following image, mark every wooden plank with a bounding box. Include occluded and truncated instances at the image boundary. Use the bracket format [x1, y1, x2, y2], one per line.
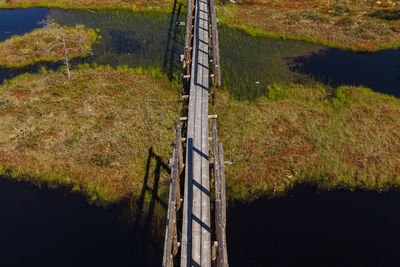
[191, 0, 204, 262]
[177, 122, 183, 209]
[180, 0, 198, 263]
[200, 0, 211, 261]
[211, 119, 221, 267]
[218, 143, 228, 267]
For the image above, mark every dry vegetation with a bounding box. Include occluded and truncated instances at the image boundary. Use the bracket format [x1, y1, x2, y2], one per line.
[0, 24, 97, 68]
[0, 65, 181, 204]
[211, 84, 400, 201]
[0, 0, 173, 10]
[217, 0, 400, 51]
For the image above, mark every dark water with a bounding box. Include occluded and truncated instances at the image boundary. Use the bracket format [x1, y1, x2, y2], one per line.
[0, 8, 49, 41]
[292, 48, 400, 98]
[0, 178, 162, 267]
[228, 185, 400, 267]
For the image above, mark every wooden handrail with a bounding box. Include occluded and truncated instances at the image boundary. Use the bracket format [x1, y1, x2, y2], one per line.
[162, 122, 183, 267]
[211, 119, 229, 267]
[209, 0, 221, 104]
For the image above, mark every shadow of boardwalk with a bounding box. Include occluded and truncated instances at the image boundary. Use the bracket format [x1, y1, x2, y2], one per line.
[0, 177, 154, 267]
[227, 184, 400, 267]
[132, 147, 170, 266]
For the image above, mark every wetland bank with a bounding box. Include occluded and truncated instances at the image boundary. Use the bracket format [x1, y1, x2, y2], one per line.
[0, 4, 400, 267]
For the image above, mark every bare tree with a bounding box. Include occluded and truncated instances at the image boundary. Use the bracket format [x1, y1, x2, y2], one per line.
[39, 17, 93, 79]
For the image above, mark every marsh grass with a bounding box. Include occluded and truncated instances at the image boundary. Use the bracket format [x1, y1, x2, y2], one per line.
[0, 65, 181, 205]
[0, 25, 97, 68]
[211, 84, 400, 202]
[217, 0, 400, 52]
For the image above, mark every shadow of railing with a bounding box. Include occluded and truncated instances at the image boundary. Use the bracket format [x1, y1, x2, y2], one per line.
[163, 0, 183, 81]
[132, 147, 170, 266]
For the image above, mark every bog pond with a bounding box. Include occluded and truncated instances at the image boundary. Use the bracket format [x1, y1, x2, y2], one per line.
[1, 7, 400, 267]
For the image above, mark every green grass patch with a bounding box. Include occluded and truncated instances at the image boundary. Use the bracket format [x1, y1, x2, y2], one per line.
[212, 84, 400, 202]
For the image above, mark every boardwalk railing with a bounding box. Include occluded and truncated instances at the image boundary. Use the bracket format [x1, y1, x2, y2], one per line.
[209, 0, 221, 103]
[211, 119, 228, 267]
[162, 122, 183, 267]
[183, 0, 195, 77]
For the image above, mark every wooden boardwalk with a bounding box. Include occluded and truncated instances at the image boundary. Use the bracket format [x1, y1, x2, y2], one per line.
[180, 0, 211, 265]
[162, 0, 227, 265]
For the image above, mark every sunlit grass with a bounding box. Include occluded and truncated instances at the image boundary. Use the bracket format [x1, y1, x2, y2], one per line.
[212, 84, 400, 202]
[217, 0, 400, 52]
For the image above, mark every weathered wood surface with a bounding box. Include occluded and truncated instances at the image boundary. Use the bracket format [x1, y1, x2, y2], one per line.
[218, 143, 228, 267]
[184, 0, 195, 75]
[211, 119, 229, 267]
[162, 123, 181, 267]
[181, 0, 211, 265]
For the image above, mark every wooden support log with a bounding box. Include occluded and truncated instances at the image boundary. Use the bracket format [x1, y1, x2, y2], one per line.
[162, 122, 182, 267]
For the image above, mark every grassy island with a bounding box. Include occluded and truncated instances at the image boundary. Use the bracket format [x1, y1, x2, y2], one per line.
[0, 24, 97, 68]
[212, 84, 400, 202]
[0, 65, 181, 204]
